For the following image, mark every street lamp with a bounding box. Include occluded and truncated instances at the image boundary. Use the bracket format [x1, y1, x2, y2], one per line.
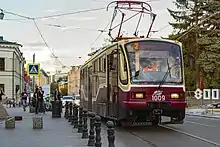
[0, 9, 4, 20]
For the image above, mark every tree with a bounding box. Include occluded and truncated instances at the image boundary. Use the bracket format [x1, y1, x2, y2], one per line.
[168, 0, 220, 90]
[101, 37, 112, 47]
[60, 87, 68, 96]
[168, 0, 205, 90]
[50, 82, 58, 95]
[196, 1, 220, 88]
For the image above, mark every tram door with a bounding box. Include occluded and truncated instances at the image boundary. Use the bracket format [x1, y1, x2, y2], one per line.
[107, 49, 119, 117]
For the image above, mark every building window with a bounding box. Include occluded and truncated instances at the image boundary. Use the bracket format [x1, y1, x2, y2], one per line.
[0, 58, 5, 71]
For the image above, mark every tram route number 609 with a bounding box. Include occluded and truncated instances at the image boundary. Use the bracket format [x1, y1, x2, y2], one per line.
[151, 90, 166, 101]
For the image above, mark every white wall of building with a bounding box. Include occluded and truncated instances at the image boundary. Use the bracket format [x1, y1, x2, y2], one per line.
[0, 44, 25, 101]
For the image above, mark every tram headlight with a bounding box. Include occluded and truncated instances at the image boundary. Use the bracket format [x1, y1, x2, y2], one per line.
[171, 93, 179, 99]
[135, 93, 144, 99]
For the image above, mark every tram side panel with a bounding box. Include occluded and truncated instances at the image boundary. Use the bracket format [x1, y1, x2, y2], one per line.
[92, 72, 108, 117]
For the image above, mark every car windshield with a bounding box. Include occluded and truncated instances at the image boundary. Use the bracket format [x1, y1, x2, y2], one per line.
[125, 40, 183, 85]
[63, 96, 74, 100]
[74, 95, 80, 100]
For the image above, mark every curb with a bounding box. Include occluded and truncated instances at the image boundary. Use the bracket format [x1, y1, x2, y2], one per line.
[207, 109, 220, 112]
[186, 114, 220, 119]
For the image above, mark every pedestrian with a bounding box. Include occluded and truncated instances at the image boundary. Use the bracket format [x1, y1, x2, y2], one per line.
[38, 86, 45, 113]
[0, 88, 4, 103]
[54, 86, 61, 101]
[34, 87, 39, 114]
[54, 86, 62, 113]
[21, 89, 28, 111]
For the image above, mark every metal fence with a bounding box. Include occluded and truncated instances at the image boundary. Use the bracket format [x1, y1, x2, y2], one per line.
[185, 91, 220, 108]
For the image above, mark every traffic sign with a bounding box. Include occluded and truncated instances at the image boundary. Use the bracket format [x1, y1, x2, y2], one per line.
[27, 63, 40, 76]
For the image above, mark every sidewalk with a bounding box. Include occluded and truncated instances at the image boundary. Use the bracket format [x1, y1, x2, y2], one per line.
[0, 107, 152, 147]
[0, 107, 88, 147]
[186, 108, 220, 119]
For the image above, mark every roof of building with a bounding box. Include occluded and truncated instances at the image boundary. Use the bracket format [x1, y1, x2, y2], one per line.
[0, 36, 22, 47]
[40, 69, 49, 77]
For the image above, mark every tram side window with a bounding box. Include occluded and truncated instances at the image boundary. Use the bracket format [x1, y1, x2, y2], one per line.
[103, 56, 106, 72]
[99, 58, 102, 72]
[93, 62, 95, 73]
[94, 60, 98, 73]
[119, 49, 128, 84]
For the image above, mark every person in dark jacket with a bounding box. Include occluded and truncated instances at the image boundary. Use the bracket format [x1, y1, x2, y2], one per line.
[0, 88, 4, 102]
[54, 87, 62, 113]
[34, 87, 39, 114]
[21, 89, 28, 111]
[38, 86, 45, 113]
[54, 87, 61, 101]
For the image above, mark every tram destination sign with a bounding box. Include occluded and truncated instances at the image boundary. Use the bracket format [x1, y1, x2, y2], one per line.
[194, 88, 220, 100]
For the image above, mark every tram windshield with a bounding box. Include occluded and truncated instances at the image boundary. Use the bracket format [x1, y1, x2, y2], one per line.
[125, 40, 183, 85]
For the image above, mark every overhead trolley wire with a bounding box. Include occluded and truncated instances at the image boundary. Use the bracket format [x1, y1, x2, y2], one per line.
[91, 21, 111, 47]
[34, 7, 110, 20]
[32, 19, 66, 67]
[1, 6, 114, 67]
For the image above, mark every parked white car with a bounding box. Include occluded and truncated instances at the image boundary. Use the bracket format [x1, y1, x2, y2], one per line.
[61, 96, 74, 107]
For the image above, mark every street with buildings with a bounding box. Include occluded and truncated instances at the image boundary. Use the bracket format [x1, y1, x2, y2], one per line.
[0, 0, 220, 147]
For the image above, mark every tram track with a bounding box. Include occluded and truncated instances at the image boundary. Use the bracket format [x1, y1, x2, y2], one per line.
[159, 124, 220, 147]
[128, 131, 158, 147]
[116, 124, 220, 147]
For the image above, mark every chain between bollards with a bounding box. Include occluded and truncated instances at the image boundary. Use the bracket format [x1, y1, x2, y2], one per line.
[95, 115, 102, 147]
[81, 109, 89, 139]
[77, 107, 83, 133]
[87, 112, 96, 146]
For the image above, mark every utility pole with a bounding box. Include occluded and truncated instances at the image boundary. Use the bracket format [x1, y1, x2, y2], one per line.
[33, 53, 35, 91]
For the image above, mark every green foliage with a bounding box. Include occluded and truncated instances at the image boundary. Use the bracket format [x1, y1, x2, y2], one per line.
[50, 82, 58, 95]
[168, 0, 220, 90]
[60, 87, 68, 96]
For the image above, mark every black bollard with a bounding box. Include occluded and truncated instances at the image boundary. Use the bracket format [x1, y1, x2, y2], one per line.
[82, 109, 89, 139]
[64, 101, 68, 119]
[67, 102, 70, 119]
[95, 116, 102, 147]
[68, 102, 73, 122]
[107, 121, 115, 147]
[77, 107, 83, 133]
[74, 105, 79, 128]
[71, 104, 76, 125]
[87, 112, 96, 146]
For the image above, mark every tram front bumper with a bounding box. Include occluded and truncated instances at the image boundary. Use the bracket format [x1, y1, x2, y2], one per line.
[123, 101, 186, 110]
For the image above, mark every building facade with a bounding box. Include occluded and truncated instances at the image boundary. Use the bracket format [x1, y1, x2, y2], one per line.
[0, 36, 25, 101]
[35, 69, 49, 87]
[53, 70, 68, 83]
[68, 66, 80, 96]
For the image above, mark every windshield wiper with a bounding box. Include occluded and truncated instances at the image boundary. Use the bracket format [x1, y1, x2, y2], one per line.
[157, 59, 172, 90]
[131, 70, 140, 80]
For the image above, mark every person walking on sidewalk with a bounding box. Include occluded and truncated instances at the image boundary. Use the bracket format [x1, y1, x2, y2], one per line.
[38, 86, 45, 113]
[21, 89, 28, 111]
[34, 87, 39, 114]
[34, 86, 45, 114]
[0, 88, 4, 103]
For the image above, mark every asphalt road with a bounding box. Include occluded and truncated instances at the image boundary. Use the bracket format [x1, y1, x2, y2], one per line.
[115, 115, 220, 147]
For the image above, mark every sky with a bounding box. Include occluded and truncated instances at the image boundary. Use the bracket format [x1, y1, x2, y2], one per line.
[0, 0, 176, 73]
